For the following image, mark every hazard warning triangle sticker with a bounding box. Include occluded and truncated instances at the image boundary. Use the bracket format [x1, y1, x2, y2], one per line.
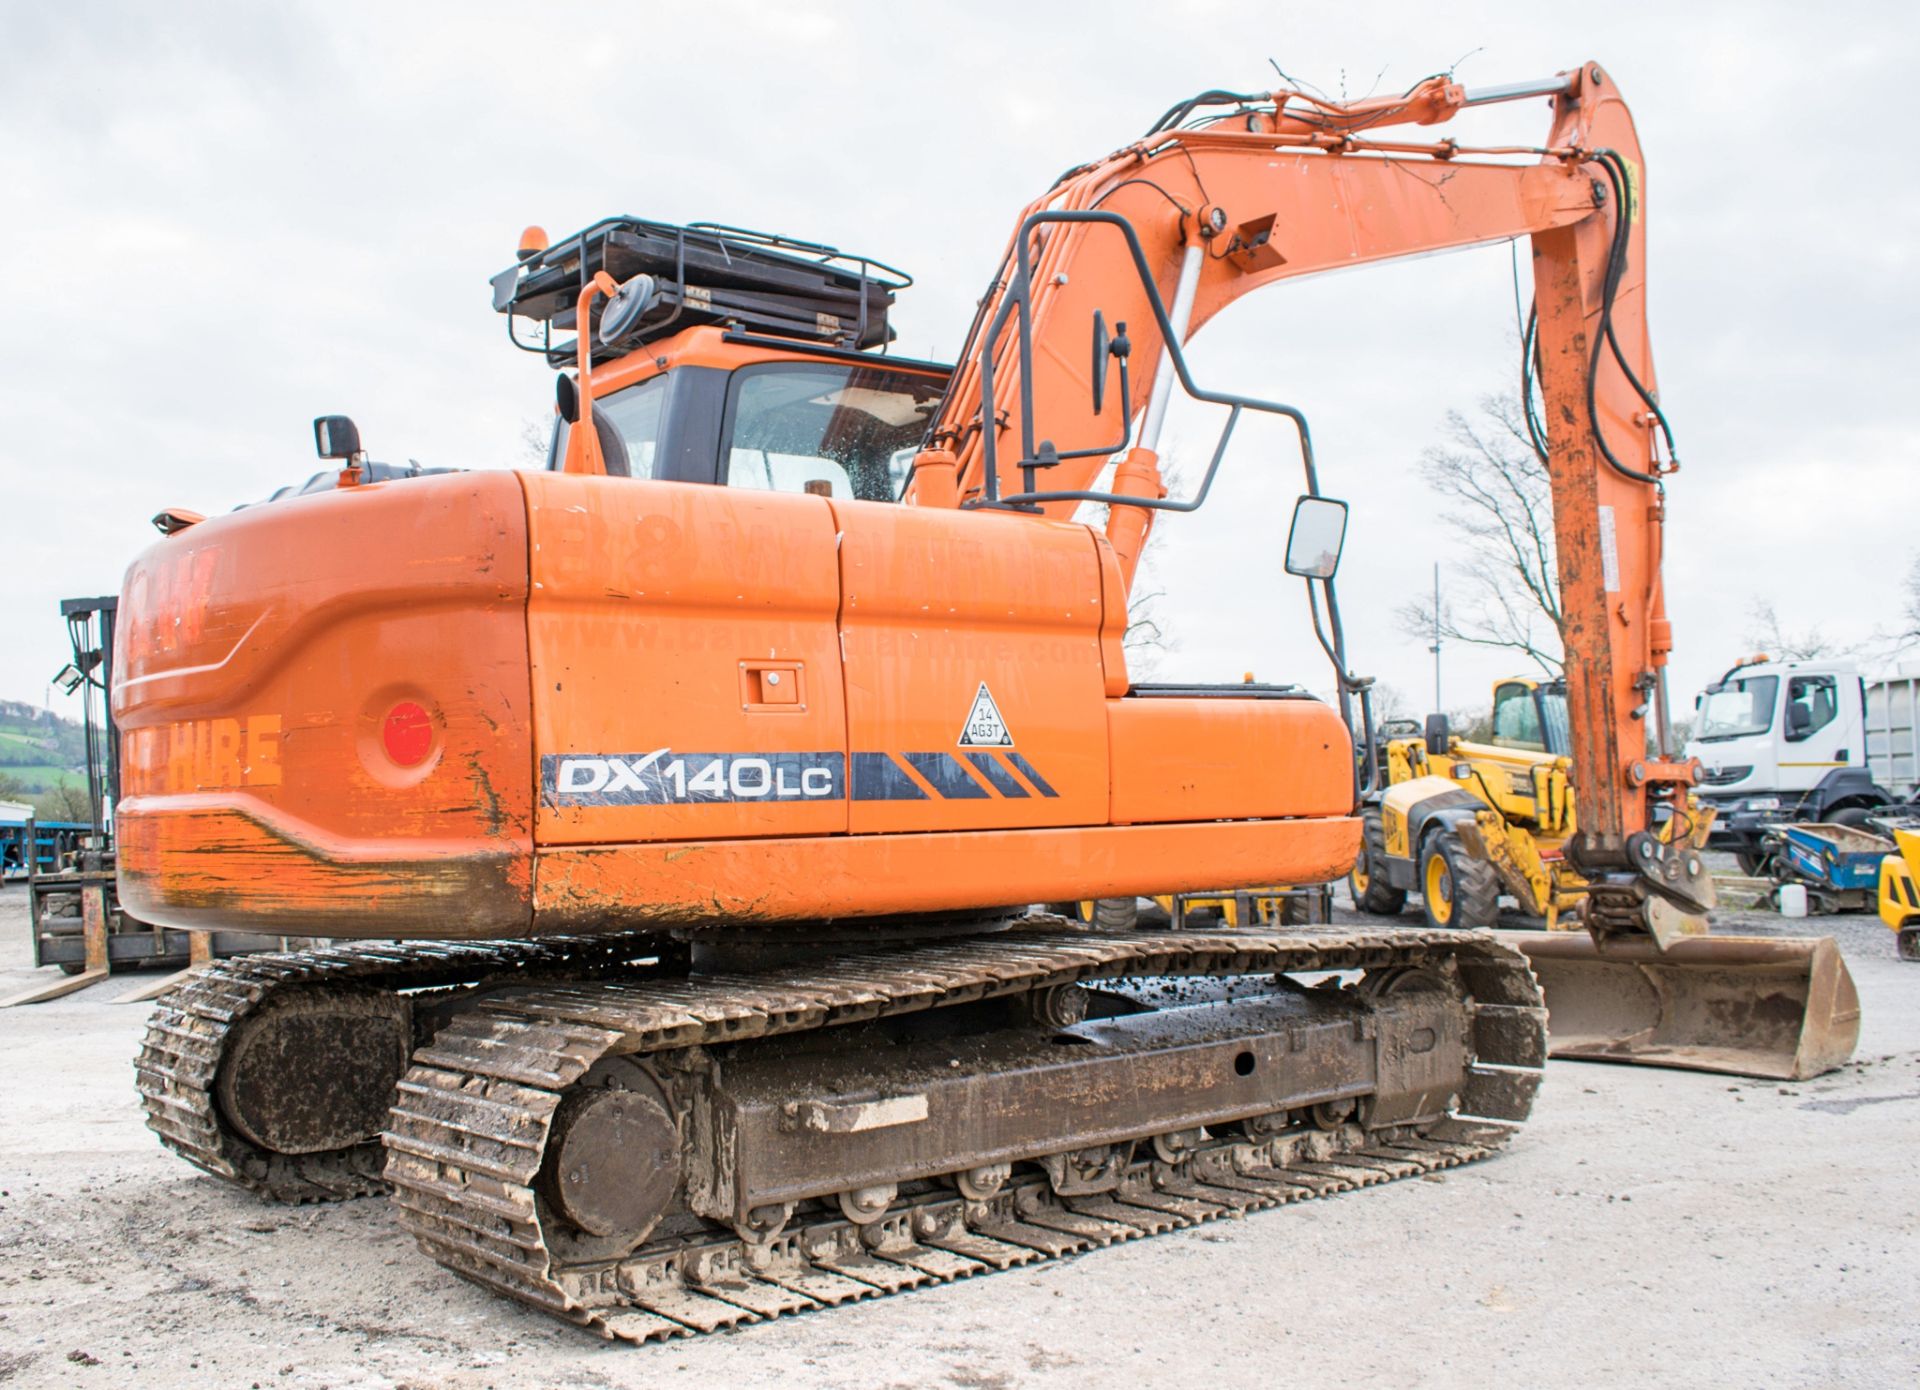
[958, 682, 1014, 747]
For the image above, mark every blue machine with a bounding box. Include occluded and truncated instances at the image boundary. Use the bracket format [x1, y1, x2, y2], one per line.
[1763, 822, 1894, 913]
[0, 819, 89, 884]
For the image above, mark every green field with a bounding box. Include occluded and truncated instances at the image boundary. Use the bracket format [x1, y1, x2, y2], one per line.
[0, 765, 80, 792]
[0, 703, 86, 793]
[0, 728, 55, 754]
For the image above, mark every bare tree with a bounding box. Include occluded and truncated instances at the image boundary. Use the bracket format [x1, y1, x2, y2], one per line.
[1742, 599, 1854, 662]
[1100, 459, 1188, 678]
[1394, 393, 1562, 675]
[1122, 586, 1171, 665]
[1368, 682, 1414, 725]
[1902, 555, 1920, 646]
[521, 418, 552, 468]
[33, 783, 90, 823]
[1121, 551, 1178, 678]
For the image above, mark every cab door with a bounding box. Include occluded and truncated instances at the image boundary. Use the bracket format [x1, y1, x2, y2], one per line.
[1782, 673, 1849, 780]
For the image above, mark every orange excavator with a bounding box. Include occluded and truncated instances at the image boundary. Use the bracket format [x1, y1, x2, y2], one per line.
[120, 63, 1855, 1340]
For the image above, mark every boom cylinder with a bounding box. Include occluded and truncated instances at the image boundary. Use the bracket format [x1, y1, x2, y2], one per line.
[1139, 244, 1204, 451]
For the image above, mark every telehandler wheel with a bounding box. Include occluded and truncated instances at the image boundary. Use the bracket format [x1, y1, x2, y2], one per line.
[1048, 899, 1139, 928]
[1418, 831, 1499, 931]
[1350, 809, 1407, 916]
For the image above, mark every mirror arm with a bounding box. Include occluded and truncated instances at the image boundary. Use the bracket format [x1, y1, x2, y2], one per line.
[1305, 574, 1374, 806]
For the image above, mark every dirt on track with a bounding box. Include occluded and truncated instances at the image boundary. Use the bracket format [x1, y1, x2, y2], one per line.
[1, 889, 1915, 1390]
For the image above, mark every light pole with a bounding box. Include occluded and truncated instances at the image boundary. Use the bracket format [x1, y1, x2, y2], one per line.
[1429, 563, 1443, 713]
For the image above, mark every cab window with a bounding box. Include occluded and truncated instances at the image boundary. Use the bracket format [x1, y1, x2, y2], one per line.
[722, 363, 943, 502]
[547, 375, 668, 479]
[1490, 682, 1546, 752]
[1784, 675, 1838, 743]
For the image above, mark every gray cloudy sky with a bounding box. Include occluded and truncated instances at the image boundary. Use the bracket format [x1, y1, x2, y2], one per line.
[4, 1, 1914, 727]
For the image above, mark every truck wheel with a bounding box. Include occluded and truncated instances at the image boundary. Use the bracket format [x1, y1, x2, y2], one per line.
[1419, 831, 1500, 930]
[1825, 806, 1872, 831]
[1735, 849, 1774, 877]
[1350, 809, 1407, 915]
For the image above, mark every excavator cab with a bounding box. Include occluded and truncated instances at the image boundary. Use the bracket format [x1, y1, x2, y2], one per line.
[543, 344, 948, 497]
[497, 218, 954, 498]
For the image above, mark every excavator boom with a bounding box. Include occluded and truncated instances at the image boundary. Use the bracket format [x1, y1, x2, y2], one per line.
[900, 62, 1853, 1077]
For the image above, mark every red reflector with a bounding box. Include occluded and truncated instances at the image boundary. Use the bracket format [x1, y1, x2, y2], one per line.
[382, 702, 434, 766]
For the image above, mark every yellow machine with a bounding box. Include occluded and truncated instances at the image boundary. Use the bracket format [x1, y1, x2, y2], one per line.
[1350, 677, 1592, 930]
[1876, 825, 1920, 959]
[1065, 886, 1328, 929]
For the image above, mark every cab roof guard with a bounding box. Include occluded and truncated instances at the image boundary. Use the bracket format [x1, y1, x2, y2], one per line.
[492, 216, 912, 365]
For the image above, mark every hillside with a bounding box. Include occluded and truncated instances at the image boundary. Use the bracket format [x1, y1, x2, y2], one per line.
[0, 699, 86, 793]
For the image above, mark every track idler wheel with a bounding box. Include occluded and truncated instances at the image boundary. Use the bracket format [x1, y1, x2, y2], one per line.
[216, 988, 411, 1156]
[538, 1061, 682, 1254]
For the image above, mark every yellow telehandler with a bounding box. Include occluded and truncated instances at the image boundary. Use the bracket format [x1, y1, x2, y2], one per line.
[1351, 676, 1598, 930]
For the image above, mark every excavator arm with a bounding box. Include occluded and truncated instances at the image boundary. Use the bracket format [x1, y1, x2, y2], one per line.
[913, 63, 1699, 944]
[908, 63, 1856, 1076]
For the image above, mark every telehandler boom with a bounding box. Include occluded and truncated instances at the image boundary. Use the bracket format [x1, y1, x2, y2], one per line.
[120, 63, 1854, 1340]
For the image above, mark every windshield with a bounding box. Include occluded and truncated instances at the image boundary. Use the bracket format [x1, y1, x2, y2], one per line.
[1488, 683, 1572, 756]
[1696, 676, 1778, 741]
[1490, 682, 1546, 751]
[1540, 687, 1571, 757]
[723, 363, 944, 502]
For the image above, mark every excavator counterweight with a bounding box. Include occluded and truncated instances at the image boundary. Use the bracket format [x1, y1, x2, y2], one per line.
[115, 61, 1855, 1339]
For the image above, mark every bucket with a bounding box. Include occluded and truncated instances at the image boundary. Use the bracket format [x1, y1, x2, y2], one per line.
[1503, 931, 1860, 1081]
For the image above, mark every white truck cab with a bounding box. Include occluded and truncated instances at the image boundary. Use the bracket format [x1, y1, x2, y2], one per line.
[1686, 656, 1917, 870]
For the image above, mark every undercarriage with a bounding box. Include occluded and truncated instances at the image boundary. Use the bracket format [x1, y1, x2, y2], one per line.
[137, 921, 1544, 1340]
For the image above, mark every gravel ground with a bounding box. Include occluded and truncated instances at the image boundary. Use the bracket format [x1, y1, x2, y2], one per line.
[0, 886, 1914, 1390]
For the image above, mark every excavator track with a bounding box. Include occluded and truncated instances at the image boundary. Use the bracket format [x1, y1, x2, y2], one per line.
[383, 925, 1544, 1341]
[135, 935, 673, 1202]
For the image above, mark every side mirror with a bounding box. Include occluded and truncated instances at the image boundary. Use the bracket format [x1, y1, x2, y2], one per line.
[597, 273, 659, 347]
[313, 415, 361, 460]
[1284, 495, 1349, 579]
[1091, 311, 1110, 415]
[1424, 712, 1451, 754]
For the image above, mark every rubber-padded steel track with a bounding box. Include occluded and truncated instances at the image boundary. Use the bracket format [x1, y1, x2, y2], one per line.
[382, 926, 1544, 1340]
[136, 935, 671, 1202]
